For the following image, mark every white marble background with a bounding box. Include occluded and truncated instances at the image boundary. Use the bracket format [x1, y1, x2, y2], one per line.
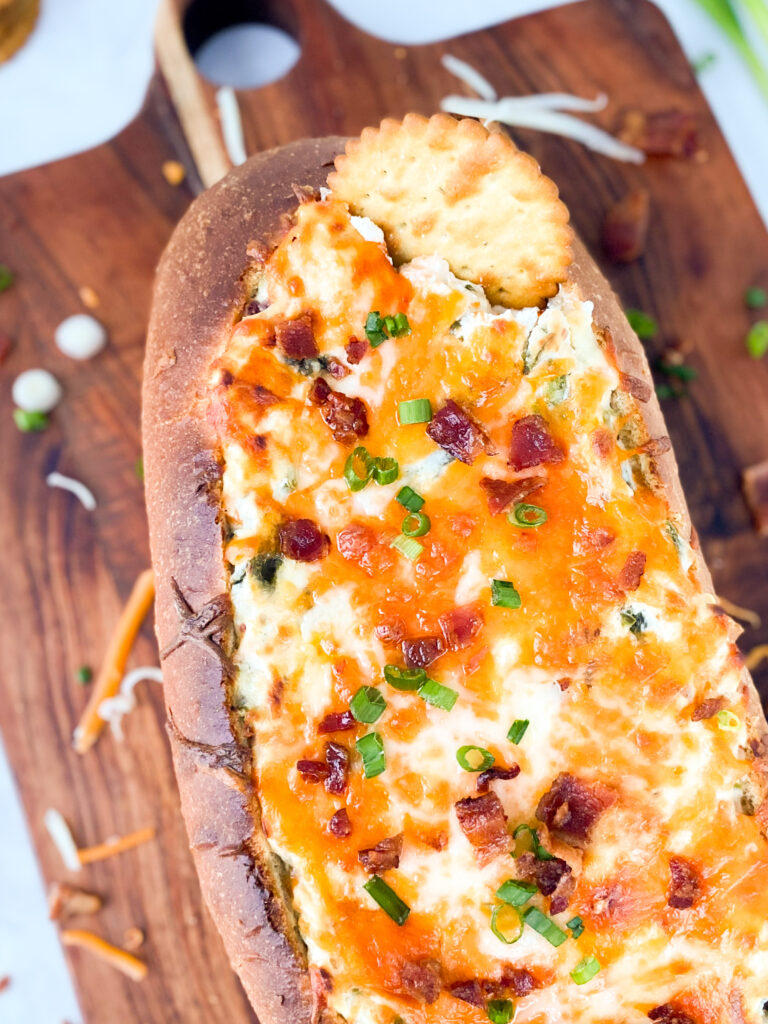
[1, 2, 767, 1021]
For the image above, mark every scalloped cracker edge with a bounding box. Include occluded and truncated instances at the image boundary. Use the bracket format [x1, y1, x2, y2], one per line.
[328, 113, 573, 308]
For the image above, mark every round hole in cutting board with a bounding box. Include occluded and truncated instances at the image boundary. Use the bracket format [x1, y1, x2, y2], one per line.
[192, 23, 300, 88]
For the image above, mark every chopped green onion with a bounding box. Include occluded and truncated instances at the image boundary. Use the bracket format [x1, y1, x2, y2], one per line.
[717, 709, 740, 731]
[365, 311, 388, 347]
[392, 312, 411, 336]
[402, 511, 430, 538]
[350, 686, 386, 724]
[659, 362, 698, 382]
[487, 998, 515, 1024]
[507, 719, 529, 745]
[384, 665, 426, 691]
[363, 875, 410, 925]
[512, 824, 554, 861]
[456, 745, 494, 772]
[76, 665, 93, 685]
[398, 399, 432, 424]
[496, 878, 538, 907]
[13, 409, 48, 432]
[491, 579, 521, 609]
[0, 265, 14, 292]
[620, 608, 647, 636]
[546, 374, 569, 406]
[391, 535, 423, 561]
[745, 286, 767, 310]
[384, 315, 398, 336]
[344, 446, 374, 492]
[356, 732, 386, 778]
[655, 383, 677, 400]
[396, 486, 424, 512]
[625, 308, 658, 340]
[490, 903, 523, 945]
[522, 906, 568, 947]
[373, 456, 399, 485]
[570, 955, 601, 985]
[418, 678, 458, 711]
[746, 321, 768, 359]
[567, 915, 585, 939]
[509, 503, 547, 528]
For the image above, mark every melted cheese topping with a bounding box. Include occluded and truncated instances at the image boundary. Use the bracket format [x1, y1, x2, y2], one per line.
[214, 199, 767, 1024]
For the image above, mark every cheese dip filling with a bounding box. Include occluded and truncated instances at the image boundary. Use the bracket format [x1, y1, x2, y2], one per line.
[210, 198, 766, 1024]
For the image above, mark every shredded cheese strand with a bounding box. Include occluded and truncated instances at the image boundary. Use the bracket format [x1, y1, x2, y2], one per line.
[77, 826, 156, 865]
[716, 595, 761, 630]
[60, 929, 147, 982]
[44, 809, 82, 873]
[46, 472, 97, 511]
[441, 54, 498, 102]
[73, 568, 155, 754]
[745, 644, 768, 672]
[98, 666, 163, 740]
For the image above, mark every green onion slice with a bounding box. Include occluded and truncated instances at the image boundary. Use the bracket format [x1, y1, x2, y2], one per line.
[496, 878, 538, 907]
[570, 955, 601, 985]
[491, 579, 521, 609]
[487, 998, 515, 1024]
[746, 321, 768, 359]
[490, 903, 524, 945]
[418, 678, 458, 711]
[398, 398, 432, 425]
[509, 503, 547, 528]
[373, 456, 399, 486]
[567, 915, 585, 939]
[384, 665, 427, 691]
[391, 535, 423, 561]
[392, 312, 411, 336]
[365, 311, 388, 347]
[76, 666, 93, 685]
[396, 485, 424, 512]
[717, 709, 740, 731]
[0, 265, 14, 293]
[350, 686, 386, 724]
[356, 732, 386, 778]
[344, 446, 374, 492]
[402, 511, 430, 537]
[625, 308, 658, 340]
[512, 824, 554, 861]
[456, 745, 495, 772]
[745, 286, 767, 310]
[363, 875, 410, 925]
[507, 719, 529, 745]
[13, 409, 49, 432]
[522, 906, 568, 947]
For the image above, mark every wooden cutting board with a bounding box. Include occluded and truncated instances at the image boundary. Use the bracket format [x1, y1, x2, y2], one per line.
[1, 1, 767, 1021]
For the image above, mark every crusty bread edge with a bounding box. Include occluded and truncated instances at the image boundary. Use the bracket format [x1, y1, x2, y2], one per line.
[142, 136, 765, 1024]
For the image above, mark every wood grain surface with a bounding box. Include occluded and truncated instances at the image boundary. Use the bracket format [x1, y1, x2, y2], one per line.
[0, 1, 766, 1021]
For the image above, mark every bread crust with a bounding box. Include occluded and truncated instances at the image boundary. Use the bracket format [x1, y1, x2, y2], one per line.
[143, 134, 765, 1023]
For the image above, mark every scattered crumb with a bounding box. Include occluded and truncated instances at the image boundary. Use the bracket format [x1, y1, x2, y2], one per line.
[123, 926, 145, 951]
[78, 286, 100, 309]
[394, 46, 407, 60]
[48, 881, 103, 921]
[162, 160, 187, 186]
[0, 975, 9, 994]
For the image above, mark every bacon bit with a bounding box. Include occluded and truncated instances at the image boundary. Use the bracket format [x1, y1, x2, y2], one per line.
[557, 676, 572, 691]
[439, 605, 484, 651]
[427, 399, 493, 465]
[691, 696, 726, 721]
[358, 833, 403, 873]
[308, 377, 331, 405]
[161, 159, 186, 186]
[275, 314, 318, 360]
[402, 635, 445, 669]
[77, 826, 156, 866]
[61, 929, 147, 982]
[536, 772, 616, 848]
[618, 109, 700, 158]
[667, 856, 702, 909]
[500, 967, 539, 996]
[742, 460, 768, 536]
[326, 357, 349, 379]
[328, 808, 352, 837]
[448, 513, 476, 537]
[745, 645, 768, 672]
[476, 764, 520, 794]
[509, 415, 565, 471]
[320, 391, 369, 444]
[639, 436, 672, 458]
[448, 979, 484, 1006]
[648, 1004, 697, 1024]
[78, 285, 100, 309]
[73, 568, 155, 754]
[296, 759, 329, 782]
[549, 871, 576, 915]
[48, 882, 102, 920]
[602, 188, 650, 263]
[279, 519, 330, 562]
[591, 428, 614, 459]
[455, 792, 510, 865]
[123, 927, 145, 952]
[310, 964, 332, 1024]
[618, 550, 646, 591]
[374, 617, 405, 645]
[464, 646, 489, 677]
[714, 595, 761, 629]
[479, 474, 545, 515]
[318, 711, 355, 734]
[324, 742, 349, 795]
[620, 372, 652, 403]
[399, 959, 442, 1004]
[345, 337, 368, 364]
